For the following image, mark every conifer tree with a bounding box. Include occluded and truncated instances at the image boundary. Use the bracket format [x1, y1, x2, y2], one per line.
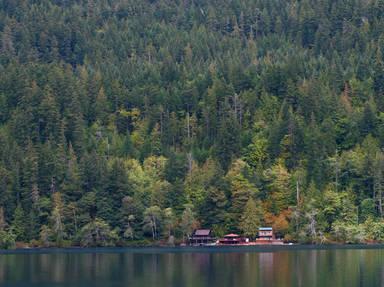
[11, 204, 26, 241]
[50, 192, 65, 244]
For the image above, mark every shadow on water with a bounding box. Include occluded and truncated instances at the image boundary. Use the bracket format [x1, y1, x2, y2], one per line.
[1, 244, 384, 254]
[0, 245, 383, 287]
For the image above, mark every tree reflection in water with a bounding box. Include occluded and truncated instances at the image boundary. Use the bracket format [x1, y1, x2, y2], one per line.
[0, 247, 383, 287]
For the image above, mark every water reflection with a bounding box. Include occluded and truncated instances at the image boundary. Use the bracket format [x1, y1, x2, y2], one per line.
[0, 248, 383, 287]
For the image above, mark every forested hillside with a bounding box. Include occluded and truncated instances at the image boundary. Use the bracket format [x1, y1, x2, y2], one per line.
[1, 0, 384, 247]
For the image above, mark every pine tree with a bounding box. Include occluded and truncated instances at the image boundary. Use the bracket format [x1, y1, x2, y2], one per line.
[0, 207, 6, 231]
[21, 141, 39, 213]
[95, 87, 109, 125]
[11, 204, 26, 242]
[62, 144, 82, 202]
[227, 160, 258, 226]
[215, 110, 241, 171]
[98, 159, 129, 227]
[64, 94, 85, 156]
[50, 192, 65, 244]
[374, 151, 384, 217]
[200, 186, 228, 229]
[38, 86, 61, 142]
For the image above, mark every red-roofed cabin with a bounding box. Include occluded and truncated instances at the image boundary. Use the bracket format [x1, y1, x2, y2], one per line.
[188, 229, 216, 246]
[218, 234, 246, 245]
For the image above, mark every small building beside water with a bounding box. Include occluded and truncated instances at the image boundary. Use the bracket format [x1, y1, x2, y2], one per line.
[218, 233, 248, 245]
[188, 229, 216, 245]
[258, 227, 274, 241]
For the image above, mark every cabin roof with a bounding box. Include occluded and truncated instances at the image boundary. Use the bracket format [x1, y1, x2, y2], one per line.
[194, 229, 211, 236]
[224, 233, 240, 237]
[259, 227, 273, 231]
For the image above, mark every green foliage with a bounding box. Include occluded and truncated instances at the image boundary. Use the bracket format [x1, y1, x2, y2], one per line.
[243, 135, 268, 170]
[331, 221, 364, 243]
[142, 206, 163, 240]
[363, 217, 384, 241]
[215, 112, 241, 170]
[180, 204, 199, 239]
[0, 230, 16, 249]
[227, 160, 259, 229]
[2, 0, 384, 246]
[264, 161, 293, 214]
[11, 205, 26, 242]
[360, 199, 377, 222]
[79, 218, 118, 247]
[50, 192, 65, 245]
[239, 198, 263, 238]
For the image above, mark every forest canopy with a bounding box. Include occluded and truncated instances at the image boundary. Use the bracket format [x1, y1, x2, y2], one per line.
[1, 0, 384, 247]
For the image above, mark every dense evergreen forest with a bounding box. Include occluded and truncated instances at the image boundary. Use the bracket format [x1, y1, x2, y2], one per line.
[1, 0, 384, 248]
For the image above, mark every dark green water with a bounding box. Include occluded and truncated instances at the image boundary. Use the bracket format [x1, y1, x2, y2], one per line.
[0, 246, 383, 287]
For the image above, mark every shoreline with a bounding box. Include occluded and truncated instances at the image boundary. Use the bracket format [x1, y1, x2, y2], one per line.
[1, 243, 384, 254]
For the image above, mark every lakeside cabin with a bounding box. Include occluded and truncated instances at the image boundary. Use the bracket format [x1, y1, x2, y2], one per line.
[258, 227, 274, 241]
[188, 229, 216, 245]
[218, 233, 248, 245]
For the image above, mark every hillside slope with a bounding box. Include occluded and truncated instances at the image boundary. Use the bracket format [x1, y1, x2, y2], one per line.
[1, 0, 384, 246]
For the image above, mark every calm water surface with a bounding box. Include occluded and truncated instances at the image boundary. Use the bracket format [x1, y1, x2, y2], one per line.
[0, 246, 383, 287]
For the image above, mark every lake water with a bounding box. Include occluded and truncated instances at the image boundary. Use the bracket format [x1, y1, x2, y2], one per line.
[0, 246, 383, 287]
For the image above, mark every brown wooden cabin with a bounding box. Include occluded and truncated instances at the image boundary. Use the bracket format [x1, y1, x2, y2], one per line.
[188, 229, 216, 245]
[258, 227, 274, 240]
[218, 233, 247, 245]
